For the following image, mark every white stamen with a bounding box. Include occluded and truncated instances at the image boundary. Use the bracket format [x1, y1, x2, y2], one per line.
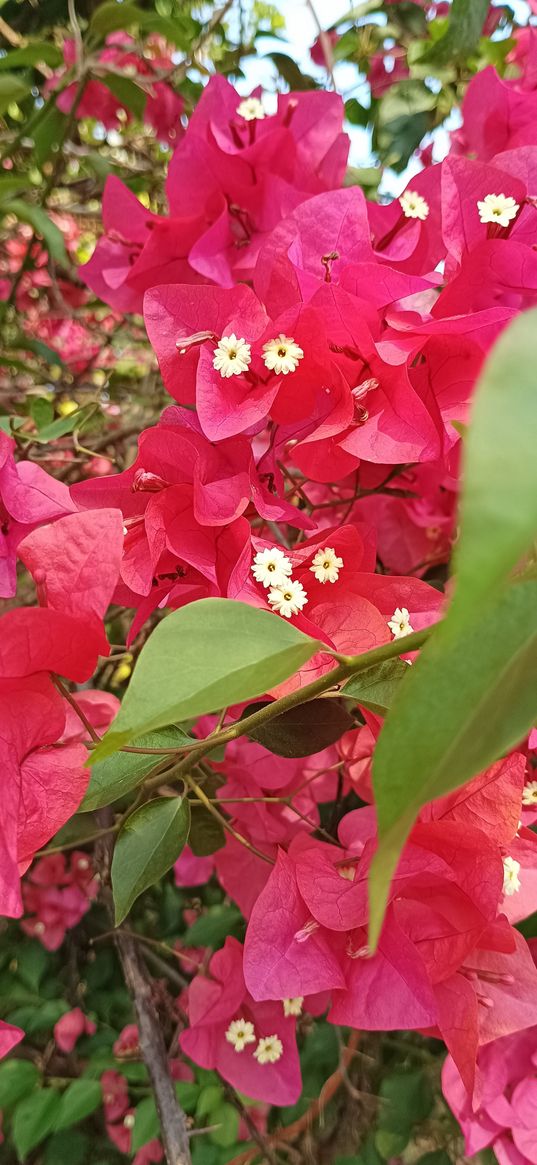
[283, 997, 303, 1017]
[268, 579, 308, 618]
[399, 190, 429, 220]
[502, 856, 521, 896]
[262, 334, 304, 376]
[213, 334, 251, 378]
[477, 193, 520, 228]
[252, 546, 293, 588]
[237, 97, 265, 121]
[310, 547, 343, 584]
[387, 607, 414, 639]
[522, 780, 537, 806]
[225, 1018, 256, 1052]
[254, 1035, 283, 1064]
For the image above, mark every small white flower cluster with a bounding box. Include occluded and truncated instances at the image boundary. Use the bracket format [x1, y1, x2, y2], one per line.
[477, 193, 520, 228]
[251, 545, 344, 619]
[399, 190, 429, 220]
[387, 606, 414, 639]
[212, 333, 304, 379]
[225, 1017, 284, 1063]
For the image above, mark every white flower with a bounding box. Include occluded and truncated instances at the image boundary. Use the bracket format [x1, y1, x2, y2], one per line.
[225, 1018, 256, 1052]
[387, 607, 414, 639]
[252, 546, 293, 588]
[477, 193, 520, 228]
[310, 547, 344, 584]
[283, 997, 303, 1017]
[502, 856, 521, 896]
[76, 857, 90, 870]
[254, 1035, 283, 1064]
[337, 863, 356, 882]
[399, 190, 429, 220]
[213, 334, 251, 378]
[123, 1114, 135, 1130]
[522, 780, 537, 806]
[237, 97, 265, 121]
[268, 579, 308, 618]
[262, 334, 304, 376]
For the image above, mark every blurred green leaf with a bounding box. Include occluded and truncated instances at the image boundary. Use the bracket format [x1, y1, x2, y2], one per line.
[0, 43, 62, 69]
[131, 1096, 159, 1152]
[12, 1089, 62, 1160]
[0, 1060, 40, 1110]
[100, 73, 147, 119]
[183, 905, 243, 948]
[369, 581, 537, 948]
[54, 1079, 102, 1131]
[450, 308, 537, 628]
[2, 199, 68, 265]
[267, 52, 317, 89]
[0, 73, 30, 113]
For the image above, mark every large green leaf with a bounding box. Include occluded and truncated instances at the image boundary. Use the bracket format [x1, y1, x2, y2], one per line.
[82, 727, 192, 811]
[451, 308, 537, 626]
[12, 1089, 62, 1160]
[112, 796, 191, 924]
[368, 581, 537, 948]
[92, 599, 320, 761]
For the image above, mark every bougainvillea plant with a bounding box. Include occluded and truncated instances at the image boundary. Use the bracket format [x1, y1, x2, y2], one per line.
[1, 0, 537, 1163]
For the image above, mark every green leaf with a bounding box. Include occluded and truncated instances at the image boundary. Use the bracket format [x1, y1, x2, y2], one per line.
[92, 599, 320, 761]
[33, 102, 68, 167]
[0, 1060, 39, 1110]
[2, 200, 68, 265]
[341, 659, 409, 715]
[89, 1, 144, 35]
[421, 0, 489, 63]
[266, 53, 317, 90]
[209, 1101, 240, 1147]
[196, 1084, 224, 1119]
[45, 1130, 89, 1165]
[112, 796, 191, 924]
[189, 805, 225, 857]
[12, 1089, 62, 1160]
[82, 727, 192, 811]
[100, 73, 147, 119]
[30, 396, 54, 431]
[451, 308, 537, 627]
[183, 904, 243, 948]
[131, 1096, 159, 1152]
[246, 697, 353, 757]
[368, 581, 537, 948]
[0, 74, 30, 113]
[0, 43, 62, 69]
[54, 1079, 102, 1131]
[0, 174, 34, 202]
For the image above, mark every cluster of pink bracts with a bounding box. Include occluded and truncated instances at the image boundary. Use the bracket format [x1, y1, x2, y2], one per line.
[3, 48, 537, 1162]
